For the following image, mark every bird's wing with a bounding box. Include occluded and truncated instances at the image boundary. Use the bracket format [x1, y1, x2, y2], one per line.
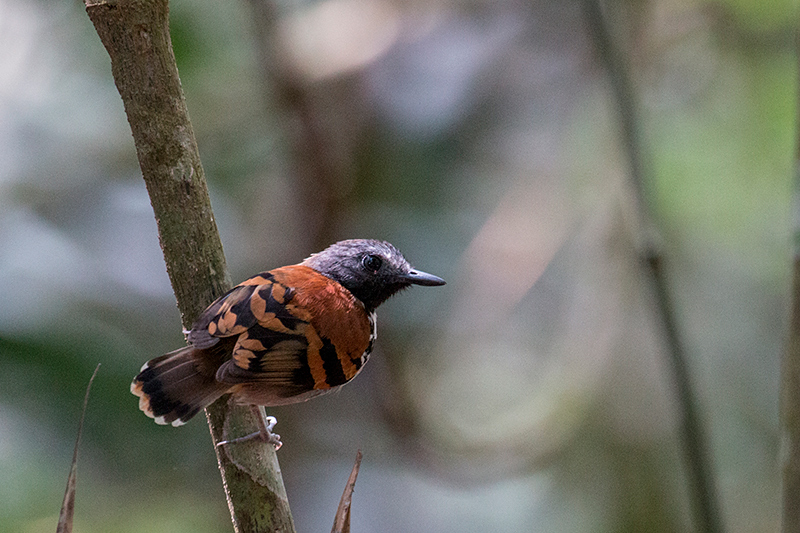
[190, 266, 372, 402]
[187, 272, 288, 348]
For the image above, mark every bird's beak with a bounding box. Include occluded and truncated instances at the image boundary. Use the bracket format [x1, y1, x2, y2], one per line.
[404, 269, 446, 286]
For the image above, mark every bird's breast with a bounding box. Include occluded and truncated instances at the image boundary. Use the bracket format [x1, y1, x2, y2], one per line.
[271, 265, 373, 384]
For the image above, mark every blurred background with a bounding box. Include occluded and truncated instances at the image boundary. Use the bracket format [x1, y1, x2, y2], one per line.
[0, 0, 794, 531]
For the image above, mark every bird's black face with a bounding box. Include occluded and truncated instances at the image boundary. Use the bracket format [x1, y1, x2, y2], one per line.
[302, 239, 445, 310]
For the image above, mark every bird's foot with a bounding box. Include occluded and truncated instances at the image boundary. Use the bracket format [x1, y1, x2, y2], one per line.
[216, 408, 282, 450]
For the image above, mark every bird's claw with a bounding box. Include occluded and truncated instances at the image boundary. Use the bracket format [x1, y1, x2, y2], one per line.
[216, 414, 282, 450]
[261, 416, 282, 450]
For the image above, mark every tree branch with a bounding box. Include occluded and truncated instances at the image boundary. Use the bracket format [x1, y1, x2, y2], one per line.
[84, 1, 295, 531]
[582, 1, 724, 532]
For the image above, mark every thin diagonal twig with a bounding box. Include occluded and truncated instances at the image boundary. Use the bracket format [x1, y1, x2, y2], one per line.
[57, 364, 101, 533]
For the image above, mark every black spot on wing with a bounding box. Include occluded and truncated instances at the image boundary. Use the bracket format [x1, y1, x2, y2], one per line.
[221, 285, 259, 327]
[254, 284, 306, 331]
[292, 356, 315, 391]
[245, 350, 267, 373]
[241, 324, 307, 372]
[189, 284, 258, 347]
[276, 311, 305, 331]
[246, 323, 300, 347]
[320, 338, 347, 386]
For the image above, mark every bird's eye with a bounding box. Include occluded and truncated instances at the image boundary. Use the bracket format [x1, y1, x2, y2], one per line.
[362, 254, 382, 272]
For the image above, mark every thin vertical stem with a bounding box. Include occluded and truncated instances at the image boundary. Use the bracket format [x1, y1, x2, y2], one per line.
[582, 1, 724, 532]
[779, 21, 800, 533]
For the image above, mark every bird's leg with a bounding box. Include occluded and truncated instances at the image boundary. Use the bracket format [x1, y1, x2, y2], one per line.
[216, 405, 282, 450]
[252, 405, 282, 449]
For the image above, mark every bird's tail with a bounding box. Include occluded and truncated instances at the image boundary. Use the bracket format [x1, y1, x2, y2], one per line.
[131, 345, 230, 426]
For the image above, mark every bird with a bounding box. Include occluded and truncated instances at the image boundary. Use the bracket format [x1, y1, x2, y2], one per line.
[131, 239, 445, 447]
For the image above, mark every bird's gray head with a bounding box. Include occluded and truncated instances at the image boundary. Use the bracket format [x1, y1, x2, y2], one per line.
[302, 239, 445, 311]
